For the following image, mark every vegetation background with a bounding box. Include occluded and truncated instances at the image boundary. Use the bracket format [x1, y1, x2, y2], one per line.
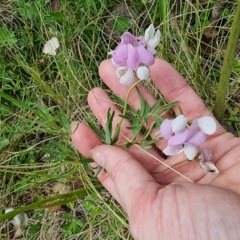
[0, 0, 239, 239]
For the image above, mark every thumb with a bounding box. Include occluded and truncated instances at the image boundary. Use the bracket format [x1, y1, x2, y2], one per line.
[90, 145, 161, 213]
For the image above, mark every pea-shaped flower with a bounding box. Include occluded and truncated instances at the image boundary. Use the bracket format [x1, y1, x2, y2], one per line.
[110, 24, 160, 85]
[160, 115, 217, 160]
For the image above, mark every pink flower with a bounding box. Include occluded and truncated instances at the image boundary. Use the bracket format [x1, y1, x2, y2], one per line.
[110, 24, 160, 84]
[113, 32, 155, 71]
[160, 115, 217, 160]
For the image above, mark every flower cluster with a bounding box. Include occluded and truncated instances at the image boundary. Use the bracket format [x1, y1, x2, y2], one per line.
[160, 115, 218, 172]
[110, 24, 160, 85]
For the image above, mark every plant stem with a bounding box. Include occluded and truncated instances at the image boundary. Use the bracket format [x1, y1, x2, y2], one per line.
[109, 80, 142, 147]
[122, 80, 142, 116]
[158, 0, 169, 59]
[117, 80, 142, 130]
[213, 1, 240, 121]
[0, 185, 102, 221]
[140, 121, 156, 141]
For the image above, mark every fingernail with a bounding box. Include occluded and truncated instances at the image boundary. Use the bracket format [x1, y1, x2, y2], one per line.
[71, 121, 79, 127]
[70, 121, 79, 134]
[90, 149, 105, 168]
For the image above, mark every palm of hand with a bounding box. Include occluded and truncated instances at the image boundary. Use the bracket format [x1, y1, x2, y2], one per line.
[71, 59, 240, 239]
[129, 132, 240, 239]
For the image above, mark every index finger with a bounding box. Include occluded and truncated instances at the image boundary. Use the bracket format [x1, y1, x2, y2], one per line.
[99, 58, 225, 136]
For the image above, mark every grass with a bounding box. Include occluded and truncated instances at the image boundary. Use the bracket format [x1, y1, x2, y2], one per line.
[0, 0, 239, 239]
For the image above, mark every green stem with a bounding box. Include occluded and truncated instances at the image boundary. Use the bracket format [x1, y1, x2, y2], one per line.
[158, 0, 169, 59]
[0, 185, 102, 222]
[117, 80, 143, 133]
[213, 1, 240, 121]
[140, 121, 156, 142]
[122, 80, 143, 116]
[108, 80, 143, 147]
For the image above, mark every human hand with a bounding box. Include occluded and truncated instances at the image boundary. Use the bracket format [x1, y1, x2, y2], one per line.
[71, 59, 240, 240]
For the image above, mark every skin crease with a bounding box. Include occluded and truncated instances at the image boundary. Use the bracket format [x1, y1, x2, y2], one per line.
[71, 59, 240, 240]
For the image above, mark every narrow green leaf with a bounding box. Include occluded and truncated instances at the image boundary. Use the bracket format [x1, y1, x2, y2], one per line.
[79, 158, 94, 164]
[152, 101, 179, 114]
[87, 121, 105, 140]
[141, 145, 152, 150]
[142, 138, 158, 146]
[58, 113, 71, 132]
[151, 99, 163, 113]
[112, 122, 121, 144]
[154, 115, 164, 127]
[118, 114, 136, 121]
[143, 101, 151, 121]
[0, 91, 46, 120]
[105, 109, 115, 145]
[112, 94, 136, 114]
[94, 166, 102, 177]
[0, 138, 9, 150]
[125, 142, 133, 149]
[126, 125, 142, 131]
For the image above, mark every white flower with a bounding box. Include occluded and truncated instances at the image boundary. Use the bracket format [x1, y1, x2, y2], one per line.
[136, 66, 150, 80]
[144, 24, 161, 54]
[5, 208, 28, 238]
[42, 37, 60, 56]
[116, 66, 134, 85]
[197, 116, 217, 135]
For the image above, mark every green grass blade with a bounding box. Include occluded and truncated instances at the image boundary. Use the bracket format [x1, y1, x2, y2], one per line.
[213, 0, 240, 121]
